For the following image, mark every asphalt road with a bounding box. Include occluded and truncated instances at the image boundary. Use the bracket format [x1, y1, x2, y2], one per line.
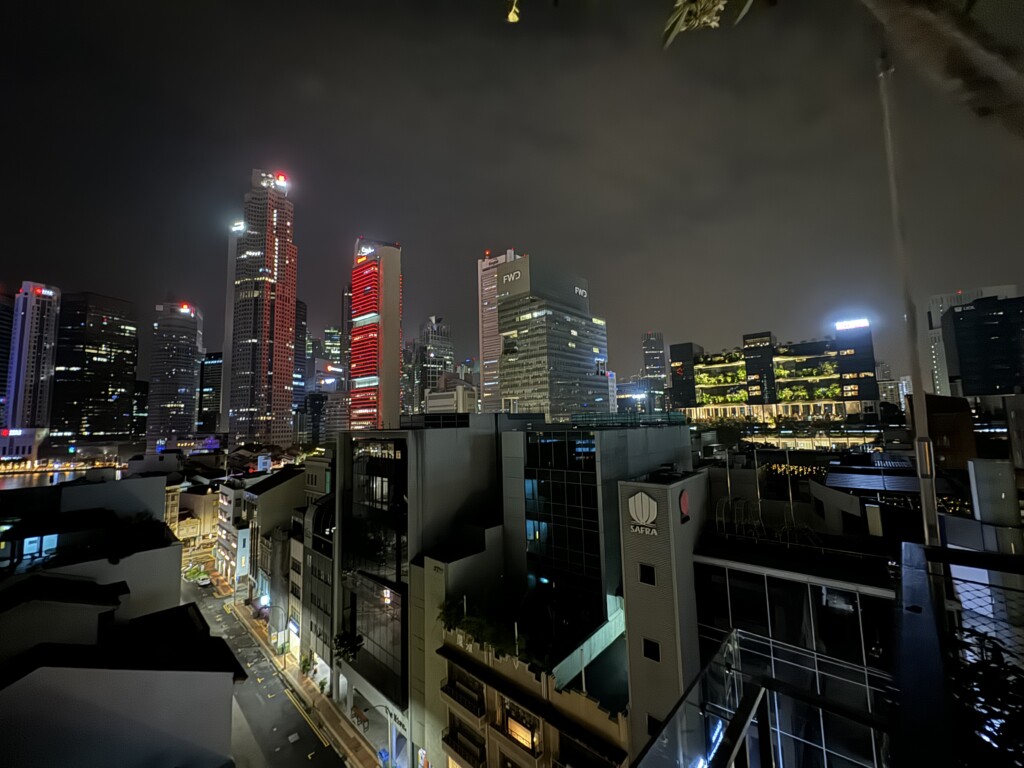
[182, 580, 346, 767]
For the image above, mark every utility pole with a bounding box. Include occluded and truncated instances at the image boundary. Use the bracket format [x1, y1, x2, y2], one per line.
[877, 52, 941, 547]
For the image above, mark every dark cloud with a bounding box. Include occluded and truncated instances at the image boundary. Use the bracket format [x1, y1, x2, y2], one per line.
[5, 0, 1024, 379]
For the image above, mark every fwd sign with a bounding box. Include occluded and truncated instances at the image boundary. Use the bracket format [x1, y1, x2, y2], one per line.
[502, 270, 522, 284]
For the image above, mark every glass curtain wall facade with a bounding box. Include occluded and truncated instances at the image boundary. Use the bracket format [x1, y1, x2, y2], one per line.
[50, 292, 138, 446]
[414, 316, 454, 411]
[496, 257, 610, 421]
[523, 430, 604, 647]
[340, 438, 408, 707]
[198, 352, 223, 434]
[147, 303, 204, 451]
[690, 561, 895, 768]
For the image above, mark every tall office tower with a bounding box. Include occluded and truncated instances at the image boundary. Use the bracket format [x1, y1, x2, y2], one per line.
[942, 295, 1024, 397]
[294, 300, 308, 412]
[227, 170, 298, 447]
[220, 220, 244, 432]
[323, 326, 343, 366]
[198, 352, 223, 433]
[835, 319, 880, 404]
[927, 285, 1016, 395]
[742, 331, 777, 406]
[49, 293, 138, 447]
[414, 315, 454, 410]
[478, 248, 522, 413]
[5, 282, 61, 429]
[496, 256, 610, 421]
[341, 283, 352, 390]
[640, 331, 668, 412]
[147, 303, 204, 451]
[131, 380, 148, 442]
[400, 341, 417, 416]
[641, 331, 667, 381]
[349, 237, 402, 430]
[0, 286, 15, 427]
[668, 343, 704, 411]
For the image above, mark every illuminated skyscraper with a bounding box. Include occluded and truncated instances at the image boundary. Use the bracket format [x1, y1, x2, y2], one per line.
[227, 170, 298, 447]
[0, 285, 15, 427]
[323, 326, 343, 366]
[496, 256, 610, 421]
[349, 237, 402, 430]
[413, 315, 454, 411]
[198, 352, 223, 434]
[294, 300, 308, 412]
[341, 283, 352, 390]
[5, 281, 61, 430]
[147, 302, 204, 451]
[220, 220, 244, 433]
[477, 248, 522, 413]
[641, 331, 666, 381]
[927, 285, 1017, 395]
[50, 293, 138, 447]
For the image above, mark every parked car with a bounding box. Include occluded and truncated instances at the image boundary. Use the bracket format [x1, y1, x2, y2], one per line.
[196, 575, 212, 588]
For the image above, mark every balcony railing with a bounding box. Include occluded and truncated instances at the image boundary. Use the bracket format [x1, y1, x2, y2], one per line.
[441, 678, 485, 717]
[488, 721, 541, 762]
[441, 727, 486, 768]
[634, 629, 892, 768]
[898, 543, 1024, 768]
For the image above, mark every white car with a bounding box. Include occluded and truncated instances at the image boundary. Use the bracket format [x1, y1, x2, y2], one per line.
[196, 575, 212, 588]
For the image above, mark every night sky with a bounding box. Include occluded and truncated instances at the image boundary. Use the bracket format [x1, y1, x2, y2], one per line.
[7, 0, 1024, 379]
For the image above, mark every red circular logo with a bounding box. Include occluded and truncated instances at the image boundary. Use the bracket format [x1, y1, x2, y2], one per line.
[679, 490, 690, 522]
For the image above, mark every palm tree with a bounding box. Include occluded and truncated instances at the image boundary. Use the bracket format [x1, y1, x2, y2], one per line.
[664, 0, 1024, 140]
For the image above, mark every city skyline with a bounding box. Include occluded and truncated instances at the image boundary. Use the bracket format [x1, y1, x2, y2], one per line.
[8, 1, 1023, 381]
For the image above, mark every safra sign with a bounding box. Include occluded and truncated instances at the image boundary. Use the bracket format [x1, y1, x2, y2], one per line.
[628, 492, 658, 536]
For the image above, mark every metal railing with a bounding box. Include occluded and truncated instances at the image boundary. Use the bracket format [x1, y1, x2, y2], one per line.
[441, 727, 486, 768]
[899, 543, 1024, 768]
[634, 630, 891, 768]
[441, 677, 486, 717]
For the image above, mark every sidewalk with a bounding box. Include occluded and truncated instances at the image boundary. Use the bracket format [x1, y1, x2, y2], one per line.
[230, 601, 382, 768]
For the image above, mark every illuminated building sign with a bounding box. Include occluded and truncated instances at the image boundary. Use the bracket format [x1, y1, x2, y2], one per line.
[628, 492, 658, 536]
[574, 286, 588, 298]
[835, 318, 870, 331]
[231, 221, 245, 233]
[502, 270, 522, 284]
[357, 244, 376, 257]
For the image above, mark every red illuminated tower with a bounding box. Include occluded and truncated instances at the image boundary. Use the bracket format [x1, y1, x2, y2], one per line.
[227, 170, 298, 447]
[349, 238, 402, 430]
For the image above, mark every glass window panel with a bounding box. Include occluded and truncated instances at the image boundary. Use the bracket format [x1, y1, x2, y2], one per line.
[822, 710, 875, 767]
[694, 563, 731, 630]
[768, 577, 815, 650]
[860, 595, 895, 673]
[810, 586, 864, 666]
[773, 691, 824, 745]
[728, 569, 769, 636]
[778, 734, 826, 768]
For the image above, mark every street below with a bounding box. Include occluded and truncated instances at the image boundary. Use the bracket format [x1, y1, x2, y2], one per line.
[182, 579, 346, 767]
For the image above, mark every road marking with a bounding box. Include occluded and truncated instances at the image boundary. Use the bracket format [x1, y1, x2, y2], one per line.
[267, 692, 276, 699]
[308, 752, 315, 760]
[285, 689, 330, 747]
[257, 677, 264, 684]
